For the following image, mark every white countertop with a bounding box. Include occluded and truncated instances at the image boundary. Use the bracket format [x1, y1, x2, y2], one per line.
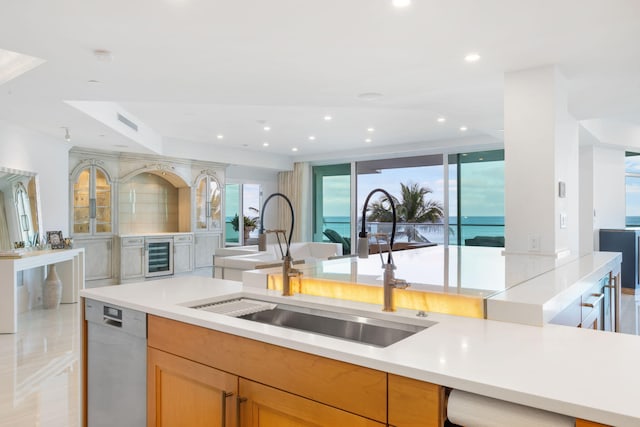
[487, 251, 622, 325]
[81, 276, 639, 426]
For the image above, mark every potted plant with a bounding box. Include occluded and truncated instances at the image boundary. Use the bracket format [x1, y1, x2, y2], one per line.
[231, 208, 259, 244]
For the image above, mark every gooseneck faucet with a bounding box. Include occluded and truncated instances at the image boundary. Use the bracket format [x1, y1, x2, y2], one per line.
[258, 192, 300, 296]
[359, 188, 409, 312]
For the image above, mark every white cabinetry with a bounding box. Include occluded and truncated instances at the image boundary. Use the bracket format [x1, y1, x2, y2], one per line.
[70, 158, 116, 285]
[195, 233, 220, 269]
[119, 236, 145, 281]
[174, 233, 194, 274]
[74, 236, 113, 284]
[194, 172, 223, 269]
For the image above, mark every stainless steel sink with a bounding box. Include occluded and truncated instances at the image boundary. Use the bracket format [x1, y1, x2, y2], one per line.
[191, 298, 434, 347]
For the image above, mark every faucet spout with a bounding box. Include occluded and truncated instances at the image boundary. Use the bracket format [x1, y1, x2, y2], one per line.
[383, 263, 410, 312]
[282, 254, 302, 296]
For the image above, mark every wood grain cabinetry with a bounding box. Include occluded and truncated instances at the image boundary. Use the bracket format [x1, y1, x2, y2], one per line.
[388, 374, 445, 427]
[575, 419, 610, 427]
[238, 378, 383, 427]
[148, 347, 237, 427]
[140, 315, 611, 427]
[147, 315, 404, 426]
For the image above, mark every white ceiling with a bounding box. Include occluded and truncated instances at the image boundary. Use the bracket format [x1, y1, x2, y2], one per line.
[1, 0, 639, 165]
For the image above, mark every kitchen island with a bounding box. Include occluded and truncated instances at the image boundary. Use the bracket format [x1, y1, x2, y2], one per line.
[80, 275, 639, 426]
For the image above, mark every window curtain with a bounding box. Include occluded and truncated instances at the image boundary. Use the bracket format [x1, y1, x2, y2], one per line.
[0, 191, 11, 250]
[277, 162, 307, 243]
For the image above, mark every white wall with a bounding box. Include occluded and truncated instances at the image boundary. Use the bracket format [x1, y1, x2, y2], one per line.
[593, 145, 626, 246]
[0, 120, 70, 235]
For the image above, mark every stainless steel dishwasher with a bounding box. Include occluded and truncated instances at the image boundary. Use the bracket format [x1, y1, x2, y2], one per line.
[85, 298, 147, 427]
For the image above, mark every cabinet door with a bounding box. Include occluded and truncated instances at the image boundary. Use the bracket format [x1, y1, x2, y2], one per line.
[174, 243, 194, 274]
[148, 347, 237, 427]
[121, 245, 145, 280]
[576, 420, 611, 427]
[238, 378, 383, 427]
[75, 237, 113, 281]
[195, 233, 221, 268]
[388, 374, 445, 427]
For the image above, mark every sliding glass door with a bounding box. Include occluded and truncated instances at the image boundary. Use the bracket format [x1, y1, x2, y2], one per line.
[312, 164, 351, 254]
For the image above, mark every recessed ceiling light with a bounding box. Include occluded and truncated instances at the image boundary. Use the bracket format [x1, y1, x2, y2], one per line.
[263, 142, 269, 147]
[460, 126, 468, 132]
[308, 136, 316, 141]
[93, 49, 113, 62]
[437, 117, 446, 123]
[367, 127, 375, 132]
[292, 147, 298, 152]
[216, 134, 224, 139]
[357, 92, 383, 101]
[464, 53, 481, 63]
[365, 138, 372, 143]
[392, 0, 411, 7]
[323, 115, 332, 121]
[263, 126, 271, 131]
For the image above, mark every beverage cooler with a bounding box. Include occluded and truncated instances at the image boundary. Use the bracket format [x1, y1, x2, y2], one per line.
[145, 238, 174, 278]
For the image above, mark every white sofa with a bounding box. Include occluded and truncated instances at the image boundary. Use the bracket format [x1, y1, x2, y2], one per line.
[213, 242, 342, 281]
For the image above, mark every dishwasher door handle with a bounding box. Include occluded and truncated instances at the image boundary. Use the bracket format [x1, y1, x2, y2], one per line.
[103, 315, 123, 328]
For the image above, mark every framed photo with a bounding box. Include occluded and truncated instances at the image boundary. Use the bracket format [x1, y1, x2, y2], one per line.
[46, 230, 65, 249]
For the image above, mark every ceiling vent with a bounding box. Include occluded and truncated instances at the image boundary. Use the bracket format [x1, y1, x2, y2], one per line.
[117, 113, 138, 132]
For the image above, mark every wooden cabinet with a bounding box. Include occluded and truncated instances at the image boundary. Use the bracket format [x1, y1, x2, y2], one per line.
[238, 378, 383, 427]
[388, 374, 445, 427]
[148, 347, 237, 427]
[148, 315, 388, 424]
[173, 234, 194, 274]
[576, 419, 610, 427]
[195, 232, 221, 269]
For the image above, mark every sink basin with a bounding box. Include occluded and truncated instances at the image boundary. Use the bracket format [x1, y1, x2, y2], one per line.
[191, 298, 434, 347]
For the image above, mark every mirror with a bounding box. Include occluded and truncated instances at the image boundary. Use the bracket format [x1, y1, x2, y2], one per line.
[0, 167, 42, 250]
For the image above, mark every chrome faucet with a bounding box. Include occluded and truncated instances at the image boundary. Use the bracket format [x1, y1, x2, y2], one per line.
[258, 193, 300, 296]
[359, 188, 410, 311]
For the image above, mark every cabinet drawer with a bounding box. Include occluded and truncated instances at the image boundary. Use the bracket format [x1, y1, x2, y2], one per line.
[122, 237, 144, 247]
[148, 315, 387, 423]
[174, 234, 193, 243]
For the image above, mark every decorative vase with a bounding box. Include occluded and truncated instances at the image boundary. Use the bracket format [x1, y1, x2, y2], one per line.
[43, 264, 62, 309]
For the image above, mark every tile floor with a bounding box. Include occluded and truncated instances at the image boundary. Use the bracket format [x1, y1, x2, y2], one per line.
[0, 286, 638, 427]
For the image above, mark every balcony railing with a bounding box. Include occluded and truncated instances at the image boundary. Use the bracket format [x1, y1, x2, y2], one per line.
[322, 219, 504, 246]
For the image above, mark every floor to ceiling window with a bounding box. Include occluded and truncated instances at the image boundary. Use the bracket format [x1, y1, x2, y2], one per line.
[449, 150, 505, 246]
[312, 149, 505, 249]
[312, 164, 351, 254]
[356, 155, 445, 245]
[625, 151, 640, 226]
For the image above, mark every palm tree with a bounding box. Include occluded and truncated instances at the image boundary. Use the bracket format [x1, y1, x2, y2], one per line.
[366, 182, 443, 242]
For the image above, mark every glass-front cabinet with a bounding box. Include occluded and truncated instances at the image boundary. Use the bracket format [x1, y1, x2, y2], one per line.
[195, 174, 222, 232]
[70, 160, 115, 283]
[194, 172, 223, 269]
[73, 167, 112, 235]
